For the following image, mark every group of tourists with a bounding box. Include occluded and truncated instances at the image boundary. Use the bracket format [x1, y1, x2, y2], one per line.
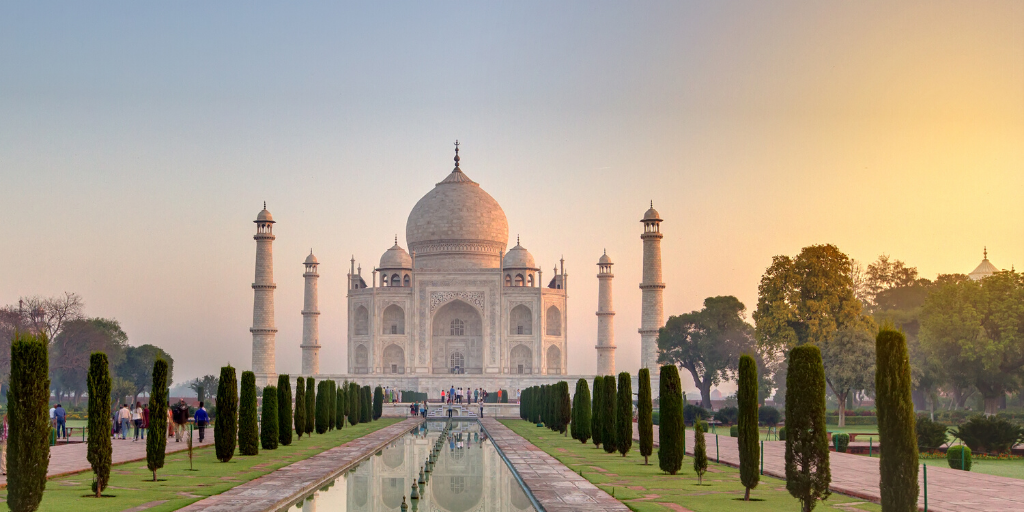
[441, 386, 492, 404]
[109, 398, 210, 443]
[381, 386, 403, 403]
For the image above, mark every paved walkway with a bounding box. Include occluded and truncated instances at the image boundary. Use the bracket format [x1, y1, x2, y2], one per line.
[482, 418, 629, 512]
[634, 424, 1024, 512]
[0, 430, 215, 487]
[178, 418, 423, 512]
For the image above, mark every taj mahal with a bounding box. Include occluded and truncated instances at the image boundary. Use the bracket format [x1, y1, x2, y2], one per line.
[249, 142, 665, 392]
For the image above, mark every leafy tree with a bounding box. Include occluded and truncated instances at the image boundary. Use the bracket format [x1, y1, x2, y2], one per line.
[293, 377, 306, 439]
[658, 365, 684, 475]
[759, 406, 781, 427]
[785, 345, 831, 512]
[7, 332, 50, 512]
[951, 415, 1024, 454]
[116, 344, 175, 406]
[637, 368, 653, 464]
[238, 371, 259, 455]
[315, 381, 329, 434]
[189, 374, 219, 407]
[215, 366, 238, 461]
[50, 318, 127, 407]
[820, 329, 875, 427]
[558, 381, 572, 435]
[738, 354, 760, 500]
[658, 296, 756, 408]
[876, 328, 918, 511]
[277, 375, 293, 445]
[616, 372, 632, 456]
[693, 421, 708, 484]
[591, 377, 603, 447]
[373, 385, 384, 420]
[261, 385, 279, 450]
[573, 379, 592, 443]
[601, 375, 617, 453]
[305, 378, 316, 434]
[87, 352, 112, 497]
[347, 382, 360, 426]
[146, 359, 169, 480]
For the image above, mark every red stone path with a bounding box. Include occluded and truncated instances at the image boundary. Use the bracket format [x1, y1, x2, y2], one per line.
[178, 418, 422, 512]
[634, 424, 1024, 512]
[0, 430, 216, 487]
[482, 418, 630, 512]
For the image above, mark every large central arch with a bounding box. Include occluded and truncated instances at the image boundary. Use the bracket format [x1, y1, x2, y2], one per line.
[430, 299, 483, 374]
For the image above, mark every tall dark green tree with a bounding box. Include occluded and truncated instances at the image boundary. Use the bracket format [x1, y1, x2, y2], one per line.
[658, 364, 684, 475]
[335, 384, 345, 429]
[261, 385, 279, 450]
[305, 377, 316, 435]
[693, 421, 709, 484]
[616, 372, 633, 456]
[558, 381, 572, 435]
[602, 375, 617, 454]
[238, 371, 259, 455]
[8, 333, 50, 510]
[373, 385, 384, 420]
[785, 345, 831, 512]
[637, 368, 653, 465]
[572, 379, 592, 443]
[87, 352, 112, 497]
[876, 328, 919, 511]
[293, 376, 306, 440]
[315, 381, 329, 434]
[361, 386, 372, 423]
[348, 382, 360, 426]
[277, 375, 293, 446]
[591, 377, 603, 447]
[147, 358, 169, 480]
[215, 366, 238, 462]
[521, 387, 529, 420]
[738, 355, 760, 500]
[328, 382, 336, 431]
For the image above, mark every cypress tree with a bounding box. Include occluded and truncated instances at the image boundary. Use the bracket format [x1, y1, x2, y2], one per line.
[361, 386, 372, 423]
[7, 333, 50, 511]
[293, 377, 306, 439]
[315, 381, 329, 434]
[616, 372, 633, 456]
[785, 345, 831, 512]
[637, 368, 653, 465]
[591, 377, 603, 447]
[602, 375, 617, 453]
[328, 381, 336, 431]
[305, 377, 316, 435]
[558, 382, 572, 435]
[738, 355, 760, 499]
[549, 384, 558, 431]
[335, 384, 345, 429]
[693, 421, 709, 484]
[373, 385, 384, 420]
[147, 358, 170, 479]
[572, 379, 592, 443]
[348, 382, 360, 426]
[87, 352, 112, 497]
[521, 388, 529, 420]
[277, 375, 293, 446]
[238, 371, 259, 455]
[876, 328, 919, 512]
[261, 385, 279, 450]
[215, 366, 239, 461]
[658, 364, 684, 475]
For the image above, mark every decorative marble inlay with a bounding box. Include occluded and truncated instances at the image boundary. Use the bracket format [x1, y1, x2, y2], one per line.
[429, 291, 485, 313]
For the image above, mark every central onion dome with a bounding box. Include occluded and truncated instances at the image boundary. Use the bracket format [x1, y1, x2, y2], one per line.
[406, 143, 509, 269]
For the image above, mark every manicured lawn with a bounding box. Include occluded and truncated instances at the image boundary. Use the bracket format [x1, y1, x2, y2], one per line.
[922, 458, 1024, 480]
[502, 420, 878, 512]
[1, 418, 401, 512]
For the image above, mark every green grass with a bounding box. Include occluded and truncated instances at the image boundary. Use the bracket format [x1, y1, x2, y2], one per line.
[922, 458, 1024, 480]
[2, 418, 401, 512]
[502, 420, 878, 512]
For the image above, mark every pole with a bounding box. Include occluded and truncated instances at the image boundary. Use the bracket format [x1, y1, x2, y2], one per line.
[923, 464, 928, 512]
[760, 440, 764, 475]
[961, 442, 965, 470]
[715, 434, 720, 463]
[869, 438, 872, 457]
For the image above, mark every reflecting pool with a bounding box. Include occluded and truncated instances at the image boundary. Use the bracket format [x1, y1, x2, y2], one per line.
[290, 420, 536, 512]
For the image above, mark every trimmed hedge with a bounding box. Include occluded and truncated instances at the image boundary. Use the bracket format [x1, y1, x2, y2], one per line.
[572, 379, 592, 444]
[293, 377, 306, 439]
[8, 333, 51, 511]
[238, 371, 259, 455]
[616, 372, 632, 456]
[215, 366, 238, 462]
[833, 433, 850, 453]
[601, 375, 617, 454]
[348, 382, 360, 426]
[277, 375, 293, 446]
[305, 378, 315, 435]
[373, 385, 383, 421]
[946, 445, 972, 471]
[147, 359, 170, 478]
[876, 328, 918, 511]
[637, 368, 653, 464]
[591, 377, 603, 447]
[87, 352, 112, 497]
[335, 384, 345, 429]
[826, 415, 877, 426]
[315, 381, 329, 434]
[658, 365, 684, 475]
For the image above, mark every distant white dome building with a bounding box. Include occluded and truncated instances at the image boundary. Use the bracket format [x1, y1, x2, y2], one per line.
[969, 247, 1001, 281]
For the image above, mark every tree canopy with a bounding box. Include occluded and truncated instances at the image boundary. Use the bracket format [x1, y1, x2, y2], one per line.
[820, 329, 875, 426]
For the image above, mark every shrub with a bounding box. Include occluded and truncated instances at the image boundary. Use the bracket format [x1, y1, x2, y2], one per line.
[738, 354, 760, 500]
[684, 404, 710, 425]
[784, 345, 830, 512]
[277, 375, 293, 446]
[602, 375, 617, 453]
[693, 420, 708, 484]
[238, 371, 259, 455]
[147, 359, 170, 478]
[876, 328, 918, 512]
[779, 427, 787, 441]
[658, 365, 684, 475]
[946, 445, 972, 471]
[591, 377, 603, 447]
[713, 406, 738, 426]
[261, 385, 279, 450]
[637, 368, 654, 464]
[315, 381, 329, 434]
[8, 333, 50, 511]
[87, 352, 112, 497]
[916, 415, 949, 451]
[730, 426, 738, 437]
[951, 415, 1024, 454]
[571, 379, 591, 443]
[293, 377, 306, 439]
[616, 373, 632, 455]
[215, 366, 238, 462]
[348, 382, 360, 426]
[758, 405, 781, 426]
[305, 378, 315, 434]
[833, 433, 850, 453]
[373, 385, 383, 420]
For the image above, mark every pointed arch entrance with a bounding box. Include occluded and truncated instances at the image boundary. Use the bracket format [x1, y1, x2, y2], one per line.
[430, 299, 483, 374]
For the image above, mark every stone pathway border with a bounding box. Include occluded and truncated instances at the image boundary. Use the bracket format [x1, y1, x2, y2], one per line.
[633, 423, 1024, 512]
[178, 418, 422, 512]
[482, 418, 629, 512]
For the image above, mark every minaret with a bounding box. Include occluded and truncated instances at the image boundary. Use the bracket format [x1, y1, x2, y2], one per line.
[595, 250, 616, 375]
[639, 202, 665, 369]
[301, 250, 321, 375]
[251, 203, 278, 386]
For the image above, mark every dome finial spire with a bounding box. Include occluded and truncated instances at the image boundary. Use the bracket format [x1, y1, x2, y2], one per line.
[264, 201, 266, 210]
[395, 234, 398, 245]
[985, 246, 988, 259]
[453, 140, 460, 170]
[517, 234, 520, 245]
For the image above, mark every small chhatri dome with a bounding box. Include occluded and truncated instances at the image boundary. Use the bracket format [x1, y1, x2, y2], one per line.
[304, 250, 318, 265]
[503, 237, 537, 269]
[256, 202, 274, 223]
[380, 238, 413, 269]
[598, 249, 612, 265]
[642, 200, 661, 222]
[969, 246, 999, 281]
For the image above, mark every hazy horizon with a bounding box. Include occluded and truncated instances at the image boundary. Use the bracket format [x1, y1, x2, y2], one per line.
[2, 2, 1022, 391]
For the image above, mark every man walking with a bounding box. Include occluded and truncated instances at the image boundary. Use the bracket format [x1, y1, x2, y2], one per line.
[118, 404, 132, 440]
[194, 401, 210, 443]
[54, 403, 67, 439]
[172, 399, 189, 442]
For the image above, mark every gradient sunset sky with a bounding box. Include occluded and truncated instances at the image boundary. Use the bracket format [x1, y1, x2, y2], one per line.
[2, 2, 1021, 388]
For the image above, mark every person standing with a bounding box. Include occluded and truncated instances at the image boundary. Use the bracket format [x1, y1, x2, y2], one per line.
[49, 404, 56, 431]
[54, 403, 67, 439]
[172, 399, 189, 442]
[132, 402, 144, 442]
[516, 388, 522, 404]
[118, 404, 131, 440]
[167, 407, 174, 438]
[142, 403, 150, 440]
[194, 401, 210, 443]
[0, 413, 8, 475]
